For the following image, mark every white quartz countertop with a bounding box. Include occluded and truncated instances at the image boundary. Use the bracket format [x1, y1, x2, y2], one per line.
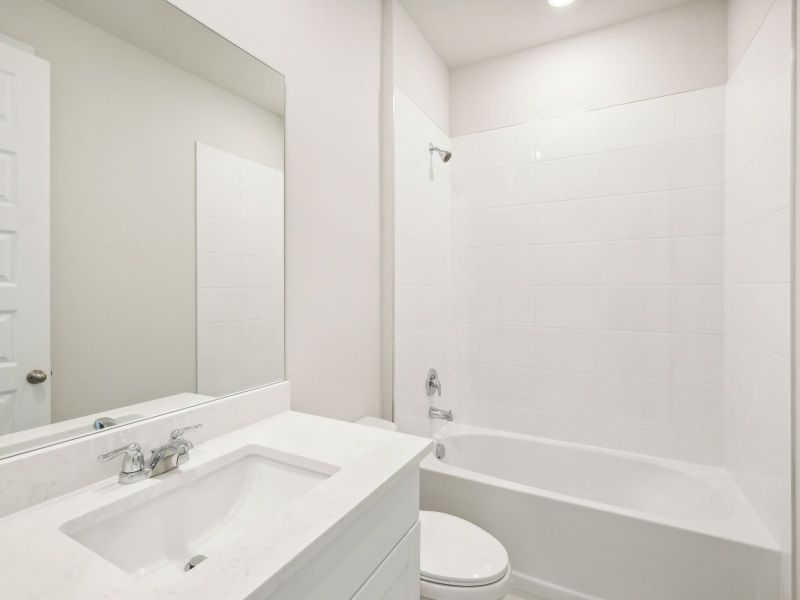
[0, 411, 432, 600]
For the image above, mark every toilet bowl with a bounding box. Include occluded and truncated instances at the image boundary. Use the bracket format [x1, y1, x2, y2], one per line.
[355, 418, 511, 600]
[419, 510, 510, 600]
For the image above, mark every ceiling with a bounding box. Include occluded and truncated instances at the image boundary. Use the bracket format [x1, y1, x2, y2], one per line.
[398, 0, 700, 68]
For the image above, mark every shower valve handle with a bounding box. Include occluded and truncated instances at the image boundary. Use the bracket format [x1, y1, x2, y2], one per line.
[426, 368, 442, 397]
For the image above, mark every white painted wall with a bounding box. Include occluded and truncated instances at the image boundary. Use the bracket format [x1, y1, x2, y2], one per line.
[391, 0, 449, 134]
[448, 87, 726, 464]
[169, 0, 383, 421]
[726, 0, 776, 74]
[724, 0, 793, 596]
[449, 0, 727, 135]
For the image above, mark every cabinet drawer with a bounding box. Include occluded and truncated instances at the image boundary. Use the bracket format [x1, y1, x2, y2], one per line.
[351, 522, 420, 600]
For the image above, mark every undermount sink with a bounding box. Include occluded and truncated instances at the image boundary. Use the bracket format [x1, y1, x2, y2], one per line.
[60, 445, 338, 582]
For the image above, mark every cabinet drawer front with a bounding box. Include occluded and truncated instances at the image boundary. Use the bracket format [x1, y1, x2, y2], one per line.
[351, 522, 420, 600]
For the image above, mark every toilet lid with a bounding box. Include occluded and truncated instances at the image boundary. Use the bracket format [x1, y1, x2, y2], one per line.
[419, 511, 509, 587]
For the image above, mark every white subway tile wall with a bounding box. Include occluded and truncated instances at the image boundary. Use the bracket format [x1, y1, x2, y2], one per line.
[393, 90, 452, 436]
[444, 83, 727, 466]
[196, 143, 284, 397]
[723, 0, 792, 587]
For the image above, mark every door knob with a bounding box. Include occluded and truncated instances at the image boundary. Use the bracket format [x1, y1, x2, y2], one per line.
[26, 369, 48, 384]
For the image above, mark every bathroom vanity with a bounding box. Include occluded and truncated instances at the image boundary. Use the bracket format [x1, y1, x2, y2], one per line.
[0, 408, 430, 599]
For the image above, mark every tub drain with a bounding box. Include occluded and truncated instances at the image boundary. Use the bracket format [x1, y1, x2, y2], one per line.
[184, 554, 207, 572]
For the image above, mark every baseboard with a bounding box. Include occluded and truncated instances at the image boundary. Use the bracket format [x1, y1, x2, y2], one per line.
[511, 571, 605, 600]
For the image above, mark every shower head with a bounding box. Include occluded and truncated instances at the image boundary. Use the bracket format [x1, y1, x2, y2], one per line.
[429, 143, 452, 163]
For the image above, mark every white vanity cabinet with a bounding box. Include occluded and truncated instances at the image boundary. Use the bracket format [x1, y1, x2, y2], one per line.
[264, 469, 421, 600]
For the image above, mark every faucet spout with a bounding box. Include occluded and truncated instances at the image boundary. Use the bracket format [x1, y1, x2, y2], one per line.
[147, 446, 170, 472]
[429, 407, 453, 421]
[148, 425, 200, 477]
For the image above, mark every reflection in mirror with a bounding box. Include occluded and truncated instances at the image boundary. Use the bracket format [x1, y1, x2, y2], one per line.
[0, 0, 285, 458]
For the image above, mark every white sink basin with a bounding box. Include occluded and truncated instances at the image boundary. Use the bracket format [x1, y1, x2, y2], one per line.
[60, 445, 337, 582]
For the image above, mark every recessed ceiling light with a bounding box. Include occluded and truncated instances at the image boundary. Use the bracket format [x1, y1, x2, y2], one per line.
[549, 0, 575, 7]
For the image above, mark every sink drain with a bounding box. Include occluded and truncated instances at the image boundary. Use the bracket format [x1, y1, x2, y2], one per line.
[184, 554, 207, 572]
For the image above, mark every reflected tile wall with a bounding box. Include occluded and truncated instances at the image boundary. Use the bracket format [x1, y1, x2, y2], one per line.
[196, 143, 284, 397]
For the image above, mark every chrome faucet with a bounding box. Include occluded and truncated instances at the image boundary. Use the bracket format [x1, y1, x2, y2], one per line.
[426, 368, 442, 397]
[148, 424, 202, 477]
[426, 369, 451, 421]
[97, 424, 202, 484]
[429, 406, 453, 421]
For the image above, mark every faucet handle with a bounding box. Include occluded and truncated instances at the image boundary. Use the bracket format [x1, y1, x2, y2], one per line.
[97, 442, 146, 475]
[98, 442, 141, 462]
[170, 423, 202, 440]
[426, 368, 442, 397]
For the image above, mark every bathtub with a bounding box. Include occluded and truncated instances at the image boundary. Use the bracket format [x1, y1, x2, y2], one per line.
[420, 423, 779, 600]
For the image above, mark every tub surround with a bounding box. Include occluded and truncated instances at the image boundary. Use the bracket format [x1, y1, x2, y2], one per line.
[444, 85, 727, 465]
[0, 409, 431, 599]
[723, 0, 793, 584]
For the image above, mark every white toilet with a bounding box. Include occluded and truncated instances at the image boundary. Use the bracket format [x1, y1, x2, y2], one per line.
[356, 418, 511, 600]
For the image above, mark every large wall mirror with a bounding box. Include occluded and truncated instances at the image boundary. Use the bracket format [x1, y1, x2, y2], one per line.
[0, 0, 285, 458]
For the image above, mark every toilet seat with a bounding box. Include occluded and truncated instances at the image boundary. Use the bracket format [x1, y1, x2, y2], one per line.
[420, 511, 509, 587]
[420, 568, 512, 600]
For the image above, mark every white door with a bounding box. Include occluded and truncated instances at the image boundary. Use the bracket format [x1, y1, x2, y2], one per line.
[0, 39, 50, 433]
